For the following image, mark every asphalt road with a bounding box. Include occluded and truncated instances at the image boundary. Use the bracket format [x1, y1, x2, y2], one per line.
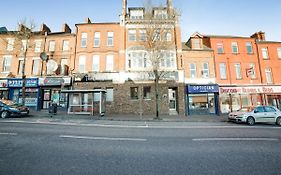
[0, 122, 280, 175]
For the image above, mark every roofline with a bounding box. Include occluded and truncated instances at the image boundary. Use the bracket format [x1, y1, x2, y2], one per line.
[75, 22, 120, 26]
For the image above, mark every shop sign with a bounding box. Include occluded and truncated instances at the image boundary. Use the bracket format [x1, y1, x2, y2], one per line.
[0, 80, 7, 87]
[39, 77, 71, 86]
[219, 86, 281, 94]
[188, 84, 219, 93]
[8, 78, 38, 88]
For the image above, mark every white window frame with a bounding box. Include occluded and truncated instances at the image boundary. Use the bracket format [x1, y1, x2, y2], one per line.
[246, 42, 253, 54]
[249, 63, 256, 79]
[81, 33, 87, 48]
[139, 30, 147, 41]
[231, 42, 239, 54]
[234, 63, 242, 79]
[94, 32, 100, 47]
[190, 63, 196, 78]
[106, 55, 114, 72]
[219, 63, 227, 79]
[128, 30, 136, 41]
[7, 38, 15, 51]
[61, 58, 68, 75]
[193, 39, 201, 49]
[217, 43, 224, 54]
[49, 40, 55, 52]
[92, 55, 100, 72]
[62, 40, 69, 51]
[32, 58, 41, 75]
[2, 55, 12, 72]
[277, 47, 281, 59]
[106, 88, 114, 102]
[265, 68, 273, 84]
[34, 40, 42, 53]
[262, 48, 269, 59]
[79, 55, 86, 73]
[107, 32, 114, 47]
[202, 63, 209, 78]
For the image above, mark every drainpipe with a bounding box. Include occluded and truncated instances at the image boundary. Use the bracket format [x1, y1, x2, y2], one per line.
[254, 39, 265, 105]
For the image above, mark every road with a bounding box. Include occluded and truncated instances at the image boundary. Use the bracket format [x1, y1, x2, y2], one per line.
[0, 121, 280, 175]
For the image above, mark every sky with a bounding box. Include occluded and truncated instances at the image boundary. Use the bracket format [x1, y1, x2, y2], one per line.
[1, 0, 281, 42]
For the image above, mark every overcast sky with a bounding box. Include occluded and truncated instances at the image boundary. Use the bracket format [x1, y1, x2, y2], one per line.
[1, 0, 281, 41]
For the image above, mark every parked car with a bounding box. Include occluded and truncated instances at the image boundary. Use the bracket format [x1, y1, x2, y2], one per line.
[0, 100, 29, 118]
[228, 106, 281, 126]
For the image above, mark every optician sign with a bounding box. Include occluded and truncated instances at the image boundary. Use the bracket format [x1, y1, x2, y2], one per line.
[187, 84, 219, 93]
[219, 86, 281, 94]
[7, 78, 38, 88]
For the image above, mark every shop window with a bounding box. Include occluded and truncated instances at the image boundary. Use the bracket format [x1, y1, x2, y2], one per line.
[130, 87, 139, 100]
[143, 87, 151, 100]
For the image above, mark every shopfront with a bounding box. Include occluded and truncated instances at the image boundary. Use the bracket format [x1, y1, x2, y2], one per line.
[0, 79, 9, 100]
[219, 85, 281, 114]
[38, 77, 71, 110]
[61, 89, 106, 116]
[186, 84, 219, 115]
[7, 78, 39, 110]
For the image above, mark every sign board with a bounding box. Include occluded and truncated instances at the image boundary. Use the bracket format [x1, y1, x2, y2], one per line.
[38, 77, 71, 86]
[7, 78, 38, 88]
[219, 86, 281, 94]
[187, 84, 219, 93]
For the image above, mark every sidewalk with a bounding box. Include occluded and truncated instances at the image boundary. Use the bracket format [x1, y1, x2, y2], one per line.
[25, 110, 228, 123]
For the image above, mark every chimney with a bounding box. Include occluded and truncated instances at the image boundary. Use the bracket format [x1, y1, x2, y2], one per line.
[85, 17, 92, 24]
[122, 0, 127, 15]
[251, 31, 265, 41]
[167, 0, 173, 15]
[40, 23, 51, 34]
[62, 23, 71, 33]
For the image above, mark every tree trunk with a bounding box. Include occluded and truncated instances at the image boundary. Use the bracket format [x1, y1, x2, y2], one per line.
[154, 71, 160, 119]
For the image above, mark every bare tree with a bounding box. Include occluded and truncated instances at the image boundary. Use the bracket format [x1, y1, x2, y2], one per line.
[135, 1, 179, 119]
[1, 19, 36, 105]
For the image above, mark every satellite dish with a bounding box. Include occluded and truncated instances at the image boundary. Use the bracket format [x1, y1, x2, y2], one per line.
[40, 52, 48, 61]
[46, 59, 58, 72]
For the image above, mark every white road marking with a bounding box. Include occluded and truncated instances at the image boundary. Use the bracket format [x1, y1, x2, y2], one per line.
[0, 132, 17, 136]
[59, 135, 147, 142]
[192, 138, 279, 141]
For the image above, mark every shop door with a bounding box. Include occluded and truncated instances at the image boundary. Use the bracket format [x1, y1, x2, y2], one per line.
[168, 88, 177, 114]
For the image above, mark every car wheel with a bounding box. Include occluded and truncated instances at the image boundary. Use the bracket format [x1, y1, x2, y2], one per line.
[247, 116, 255, 126]
[276, 117, 281, 126]
[1, 111, 10, 119]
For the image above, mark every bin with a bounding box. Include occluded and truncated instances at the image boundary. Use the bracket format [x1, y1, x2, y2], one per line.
[48, 102, 58, 114]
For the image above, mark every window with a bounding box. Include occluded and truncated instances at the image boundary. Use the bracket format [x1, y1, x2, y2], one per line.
[248, 63, 256, 79]
[217, 43, 224, 54]
[265, 68, 273, 84]
[21, 40, 27, 51]
[202, 63, 209, 78]
[81, 33, 87, 48]
[277, 47, 281, 59]
[62, 40, 69, 51]
[130, 87, 138, 100]
[246, 42, 253, 54]
[164, 31, 172, 42]
[94, 32, 100, 47]
[139, 30, 147, 41]
[6, 38, 15, 51]
[49, 41, 55, 52]
[130, 10, 144, 19]
[32, 58, 41, 75]
[192, 39, 201, 49]
[34, 40, 42, 53]
[262, 48, 269, 59]
[107, 32, 114, 46]
[106, 55, 114, 72]
[264, 106, 276, 112]
[61, 58, 68, 75]
[190, 63, 196, 78]
[219, 63, 227, 79]
[92, 55, 100, 72]
[154, 9, 168, 19]
[18, 59, 24, 75]
[234, 63, 242, 79]
[128, 30, 136, 41]
[143, 87, 151, 100]
[79, 55, 86, 73]
[255, 106, 265, 113]
[3, 56, 12, 72]
[160, 52, 175, 68]
[231, 42, 238, 54]
[106, 88, 113, 102]
[153, 29, 161, 41]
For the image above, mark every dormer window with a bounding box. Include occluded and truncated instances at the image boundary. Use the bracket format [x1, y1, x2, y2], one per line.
[192, 38, 202, 49]
[130, 9, 144, 20]
[154, 9, 168, 19]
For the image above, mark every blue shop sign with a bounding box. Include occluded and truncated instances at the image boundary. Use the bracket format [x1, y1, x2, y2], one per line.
[188, 84, 219, 93]
[8, 78, 38, 88]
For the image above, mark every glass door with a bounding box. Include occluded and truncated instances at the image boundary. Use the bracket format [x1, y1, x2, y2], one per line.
[168, 88, 177, 114]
